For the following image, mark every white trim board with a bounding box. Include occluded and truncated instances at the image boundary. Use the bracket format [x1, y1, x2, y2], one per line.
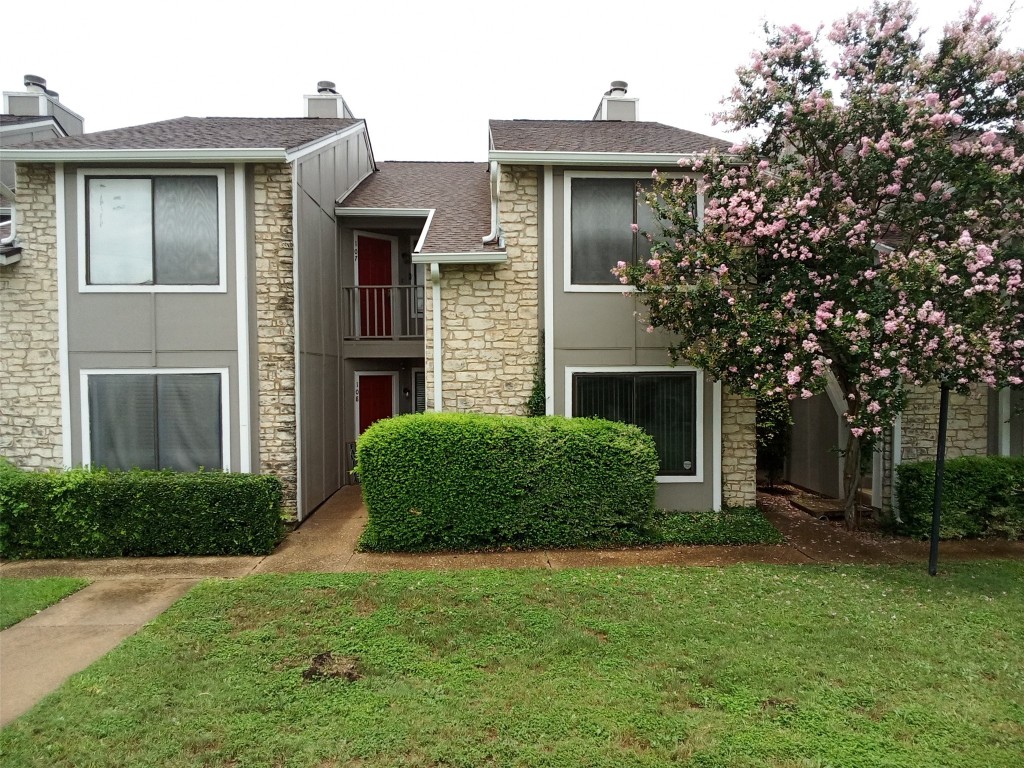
[489, 150, 730, 166]
[563, 365, 707, 485]
[79, 367, 232, 472]
[543, 166, 555, 415]
[233, 164, 252, 473]
[56, 163, 72, 466]
[75, 168, 229, 294]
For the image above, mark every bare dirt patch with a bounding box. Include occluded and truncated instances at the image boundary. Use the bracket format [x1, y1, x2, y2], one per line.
[302, 652, 363, 683]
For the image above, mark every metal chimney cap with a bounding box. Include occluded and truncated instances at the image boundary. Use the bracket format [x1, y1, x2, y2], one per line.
[317, 80, 339, 94]
[24, 74, 47, 90]
[610, 80, 628, 91]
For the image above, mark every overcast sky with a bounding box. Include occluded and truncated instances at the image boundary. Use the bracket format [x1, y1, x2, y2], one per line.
[3, 0, 1021, 161]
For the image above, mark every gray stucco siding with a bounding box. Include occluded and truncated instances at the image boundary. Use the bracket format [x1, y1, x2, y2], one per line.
[61, 164, 247, 471]
[546, 166, 718, 510]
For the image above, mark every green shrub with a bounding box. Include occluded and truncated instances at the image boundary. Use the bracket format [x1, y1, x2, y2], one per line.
[356, 413, 659, 551]
[653, 507, 785, 546]
[894, 455, 1024, 540]
[0, 463, 283, 559]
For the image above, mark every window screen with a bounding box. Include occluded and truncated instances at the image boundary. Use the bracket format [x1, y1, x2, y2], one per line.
[88, 373, 223, 471]
[573, 372, 697, 475]
[86, 176, 219, 286]
[570, 178, 658, 285]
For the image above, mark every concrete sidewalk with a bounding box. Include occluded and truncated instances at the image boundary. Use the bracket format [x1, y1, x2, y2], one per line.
[2, 485, 1021, 728]
[0, 579, 196, 727]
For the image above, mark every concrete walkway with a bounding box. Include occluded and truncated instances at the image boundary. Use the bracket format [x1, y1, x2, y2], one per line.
[2, 485, 1021, 727]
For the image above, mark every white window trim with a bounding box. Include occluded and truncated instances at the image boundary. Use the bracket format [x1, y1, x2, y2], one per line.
[354, 371, 400, 441]
[411, 367, 426, 413]
[76, 168, 228, 293]
[80, 367, 232, 472]
[564, 365, 704, 484]
[563, 170, 696, 294]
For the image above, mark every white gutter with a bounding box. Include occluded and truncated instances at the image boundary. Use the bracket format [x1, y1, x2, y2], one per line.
[55, 163, 71, 465]
[335, 207, 431, 218]
[430, 263, 443, 412]
[482, 160, 503, 246]
[488, 150, 714, 166]
[291, 163, 304, 520]
[3, 147, 292, 163]
[234, 163, 252, 473]
[411, 251, 506, 265]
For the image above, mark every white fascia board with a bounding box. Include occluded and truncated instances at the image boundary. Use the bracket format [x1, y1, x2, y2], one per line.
[0, 118, 66, 136]
[412, 251, 507, 265]
[4, 147, 289, 163]
[335, 207, 431, 218]
[488, 150, 706, 166]
[284, 121, 367, 163]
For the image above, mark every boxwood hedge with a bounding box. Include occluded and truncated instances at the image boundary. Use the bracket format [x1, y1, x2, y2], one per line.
[356, 413, 659, 551]
[894, 455, 1024, 540]
[0, 463, 283, 559]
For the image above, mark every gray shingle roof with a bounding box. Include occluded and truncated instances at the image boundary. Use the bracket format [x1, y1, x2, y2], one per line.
[489, 119, 732, 154]
[340, 162, 500, 255]
[21, 117, 361, 151]
[1, 114, 59, 126]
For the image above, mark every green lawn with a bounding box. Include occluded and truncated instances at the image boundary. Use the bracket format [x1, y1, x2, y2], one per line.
[2, 563, 1022, 767]
[0, 577, 89, 630]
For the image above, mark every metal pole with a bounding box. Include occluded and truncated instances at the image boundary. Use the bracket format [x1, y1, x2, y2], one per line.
[928, 384, 950, 576]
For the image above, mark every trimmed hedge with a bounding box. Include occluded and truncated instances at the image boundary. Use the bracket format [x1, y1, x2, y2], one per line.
[0, 463, 284, 559]
[356, 413, 659, 551]
[653, 507, 785, 546]
[894, 455, 1024, 540]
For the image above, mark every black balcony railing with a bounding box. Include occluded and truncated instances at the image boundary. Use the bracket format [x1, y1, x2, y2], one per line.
[342, 285, 425, 340]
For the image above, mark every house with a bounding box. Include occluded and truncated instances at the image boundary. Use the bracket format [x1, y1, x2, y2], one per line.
[1, 77, 760, 520]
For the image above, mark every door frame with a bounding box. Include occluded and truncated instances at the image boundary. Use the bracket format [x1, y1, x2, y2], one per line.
[352, 230, 399, 287]
[353, 370, 399, 441]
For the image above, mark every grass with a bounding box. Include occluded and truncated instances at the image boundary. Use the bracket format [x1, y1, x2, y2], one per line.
[0, 577, 89, 630]
[2, 563, 1022, 766]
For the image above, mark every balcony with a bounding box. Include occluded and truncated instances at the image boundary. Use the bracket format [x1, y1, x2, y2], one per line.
[342, 285, 425, 343]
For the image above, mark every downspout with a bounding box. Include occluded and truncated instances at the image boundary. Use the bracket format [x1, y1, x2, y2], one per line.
[0, 180, 16, 247]
[431, 262, 442, 411]
[482, 161, 504, 247]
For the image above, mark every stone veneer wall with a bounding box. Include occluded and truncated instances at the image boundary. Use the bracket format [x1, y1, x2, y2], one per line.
[721, 388, 757, 506]
[253, 163, 297, 517]
[0, 164, 62, 468]
[900, 385, 989, 463]
[425, 166, 540, 413]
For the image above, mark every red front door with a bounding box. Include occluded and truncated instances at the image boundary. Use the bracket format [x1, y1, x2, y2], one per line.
[357, 235, 393, 337]
[357, 374, 394, 435]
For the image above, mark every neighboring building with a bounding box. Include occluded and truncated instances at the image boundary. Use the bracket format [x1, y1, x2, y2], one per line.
[787, 370, 1023, 513]
[2, 75, 83, 264]
[0, 78, 763, 519]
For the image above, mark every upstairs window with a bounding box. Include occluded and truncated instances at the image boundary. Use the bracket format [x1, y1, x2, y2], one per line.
[569, 177, 659, 286]
[82, 171, 224, 290]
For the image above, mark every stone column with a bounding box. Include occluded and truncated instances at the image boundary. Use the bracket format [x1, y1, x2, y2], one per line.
[0, 163, 63, 469]
[253, 163, 297, 517]
[721, 388, 757, 506]
[425, 165, 540, 413]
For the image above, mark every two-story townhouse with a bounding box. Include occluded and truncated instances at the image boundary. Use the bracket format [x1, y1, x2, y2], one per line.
[1, 83, 376, 519]
[2, 79, 762, 520]
[19, 78, 1017, 525]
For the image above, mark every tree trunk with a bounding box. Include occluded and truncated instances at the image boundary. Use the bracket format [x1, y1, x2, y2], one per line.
[841, 429, 863, 530]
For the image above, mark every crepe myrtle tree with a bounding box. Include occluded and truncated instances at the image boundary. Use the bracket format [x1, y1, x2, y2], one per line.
[615, 0, 1024, 529]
